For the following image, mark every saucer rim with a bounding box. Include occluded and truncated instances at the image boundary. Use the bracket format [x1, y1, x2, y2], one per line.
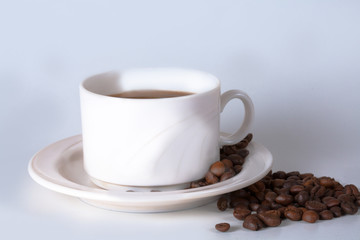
[28, 135, 273, 206]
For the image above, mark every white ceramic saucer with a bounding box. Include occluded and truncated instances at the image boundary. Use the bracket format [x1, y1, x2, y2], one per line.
[28, 135, 273, 213]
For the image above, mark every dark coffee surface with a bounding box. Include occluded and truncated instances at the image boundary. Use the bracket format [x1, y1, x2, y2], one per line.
[108, 90, 193, 99]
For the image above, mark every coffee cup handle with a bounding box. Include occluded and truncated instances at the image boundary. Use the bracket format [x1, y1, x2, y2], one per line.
[219, 90, 254, 146]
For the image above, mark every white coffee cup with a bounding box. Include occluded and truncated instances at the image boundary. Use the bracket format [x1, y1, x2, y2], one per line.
[80, 68, 254, 189]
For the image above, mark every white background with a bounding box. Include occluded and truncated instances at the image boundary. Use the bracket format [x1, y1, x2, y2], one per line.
[1, 0, 359, 239]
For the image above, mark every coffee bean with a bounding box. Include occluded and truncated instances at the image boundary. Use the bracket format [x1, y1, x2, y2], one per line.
[319, 210, 334, 220]
[205, 171, 219, 184]
[226, 154, 244, 165]
[231, 189, 250, 198]
[275, 194, 294, 205]
[322, 196, 340, 208]
[330, 206, 342, 217]
[255, 191, 265, 202]
[249, 203, 261, 211]
[290, 185, 305, 195]
[305, 201, 327, 212]
[223, 145, 237, 155]
[233, 208, 251, 220]
[345, 184, 360, 196]
[215, 223, 230, 232]
[237, 149, 249, 158]
[235, 139, 249, 149]
[299, 173, 314, 179]
[221, 159, 233, 169]
[341, 201, 358, 215]
[249, 195, 259, 204]
[272, 179, 285, 188]
[233, 165, 243, 174]
[230, 197, 249, 208]
[272, 171, 287, 179]
[302, 210, 319, 223]
[286, 171, 300, 178]
[244, 133, 253, 143]
[258, 211, 282, 227]
[210, 161, 225, 177]
[265, 191, 278, 202]
[338, 193, 355, 202]
[283, 180, 297, 189]
[247, 181, 266, 193]
[217, 197, 228, 211]
[243, 214, 265, 231]
[319, 176, 334, 188]
[295, 191, 309, 206]
[284, 207, 303, 221]
[220, 170, 236, 182]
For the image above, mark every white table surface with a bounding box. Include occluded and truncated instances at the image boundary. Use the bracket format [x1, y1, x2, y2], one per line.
[1, 1, 360, 239]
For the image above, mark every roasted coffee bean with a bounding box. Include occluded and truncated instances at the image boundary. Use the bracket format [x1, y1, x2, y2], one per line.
[272, 179, 285, 188]
[222, 145, 237, 155]
[356, 196, 360, 206]
[284, 207, 303, 221]
[334, 190, 344, 198]
[249, 195, 259, 204]
[305, 201, 327, 212]
[221, 159, 233, 169]
[287, 175, 300, 181]
[233, 208, 251, 220]
[283, 180, 297, 189]
[345, 184, 360, 196]
[338, 193, 355, 202]
[226, 154, 244, 165]
[322, 196, 340, 208]
[272, 171, 287, 179]
[258, 211, 282, 227]
[210, 161, 225, 177]
[247, 181, 266, 193]
[233, 164, 243, 173]
[330, 206, 342, 217]
[319, 210, 334, 220]
[270, 201, 284, 210]
[275, 194, 294, 205]
[231, 189, 250, 198]
[265, 191, 278, 202]
[319, 176, 334, 188]
[257, 205, 271, 214]
[295, 191, 310, 206]
[286, 171, 300, 178]
[237, 149, 249, 158]
[230, 197, 249, 208]
[220, 170, 236, 182]
[255, 191, 265, 202]
[261, 199, 272, 209]
[290, 185, 305, 195]
[235, 139, 249, 149]
[333, 182, 345, 191]
[205, 171, 219, 184]
[215, 223, 230, 232]
[217, 197, 228, 211]
[341, 201, 358, 215]
[249, 203, 261, 211]
[302, 210, 319, 223]
[243, 214, 265, 231]
[244, 133, 253, 143]
[299, 173, 314, 179]
[274, 187, 290, 195]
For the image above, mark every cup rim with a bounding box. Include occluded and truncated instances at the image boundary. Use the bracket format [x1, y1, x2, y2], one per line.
[80, 67, 221, 101]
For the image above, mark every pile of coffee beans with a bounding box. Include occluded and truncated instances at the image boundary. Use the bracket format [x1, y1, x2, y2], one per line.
[186, 133, 359, 232]
[189, 133, 253, 188]
[215, 171, 360, 231]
